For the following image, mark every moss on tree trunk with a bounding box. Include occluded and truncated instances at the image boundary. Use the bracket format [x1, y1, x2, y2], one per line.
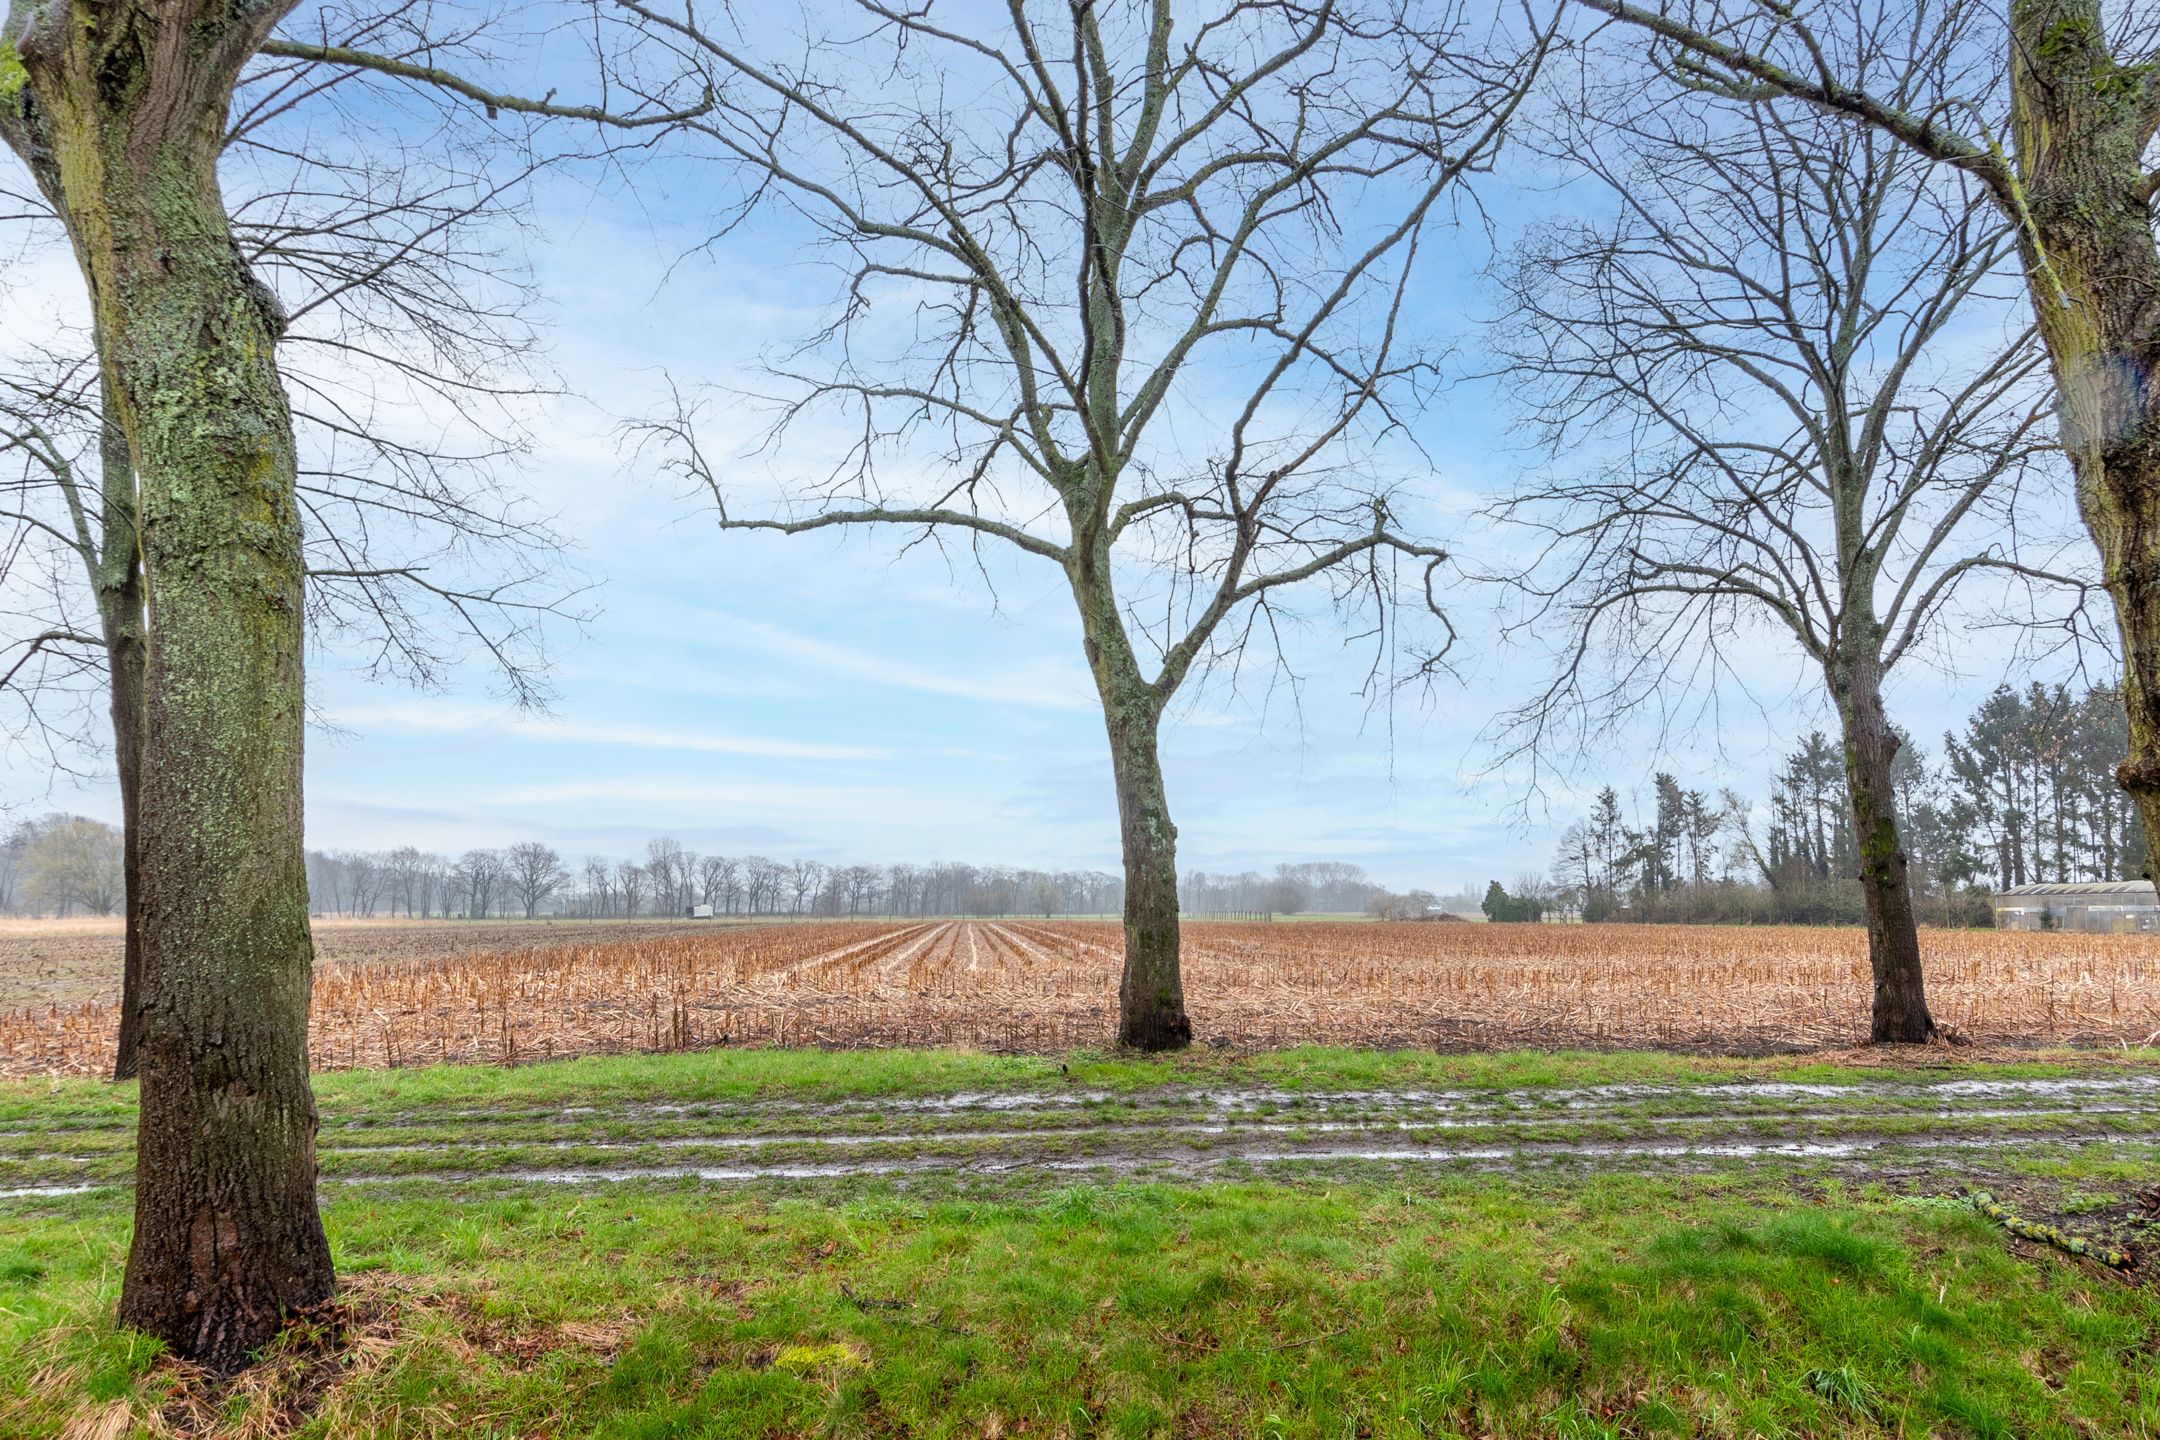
[2008, 0, 2160, 881]
[1108, 708, 1190, 1050]
[1072, 542, 1191, 1051]
[4, 0, 332, 1373]
[1834, 653, 1935, 1044]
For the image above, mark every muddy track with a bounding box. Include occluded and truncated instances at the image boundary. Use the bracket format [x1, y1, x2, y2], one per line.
[3, 1073, 2155, 1202]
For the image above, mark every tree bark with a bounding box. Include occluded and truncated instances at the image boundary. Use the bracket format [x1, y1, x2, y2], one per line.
[1834, 653, 1936, 1043]
[2006, 0, 2160, 881]
[1071, 551, 1191, 1051]
[1107, 704, 1190, 1050]
[97, 387, 148, 1082]
[4, 0, 333, 1373]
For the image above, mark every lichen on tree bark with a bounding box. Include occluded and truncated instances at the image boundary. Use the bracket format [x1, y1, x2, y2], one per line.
[2, 0, 332, 1373]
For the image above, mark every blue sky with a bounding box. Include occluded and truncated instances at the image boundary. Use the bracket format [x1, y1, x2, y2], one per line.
[0, 3, 2101, 889]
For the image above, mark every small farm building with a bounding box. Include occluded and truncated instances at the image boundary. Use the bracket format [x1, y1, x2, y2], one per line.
[1991, 880, 2160, 933]
[686, 904, 715, 919]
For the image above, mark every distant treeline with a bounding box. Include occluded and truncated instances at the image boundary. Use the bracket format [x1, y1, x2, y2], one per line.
[301, 842, 1127, 920]
[1178, 862, 1394, 917]
[19, 679, 2131, 929]
[1536, 682, 2140, 926]
[4, 821, 1429, 923]
[307, 848, 1415, 922]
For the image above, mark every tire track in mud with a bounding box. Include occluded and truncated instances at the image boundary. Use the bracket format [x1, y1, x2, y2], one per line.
[4, 1073, 2156, 1200]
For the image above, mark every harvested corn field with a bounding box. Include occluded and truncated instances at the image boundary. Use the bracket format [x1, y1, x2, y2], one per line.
[4, 919, 2158, 1077]
[0, 915, 715, 1010]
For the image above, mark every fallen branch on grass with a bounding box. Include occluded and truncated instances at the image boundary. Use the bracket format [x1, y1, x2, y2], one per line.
[1970, 1191, 2135, 1269]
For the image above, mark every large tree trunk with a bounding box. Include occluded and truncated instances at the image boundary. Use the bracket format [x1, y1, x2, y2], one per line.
[1834, 655, 1935, 1043]
[1107, 703, 1190, 1050]
[2007, 0, 2160, 881]
[96, 388, 148, 1083]
[1071, 554, 1191, 1051]
[6, 0, 333, 1373]
[2076, 450, 2160, 883]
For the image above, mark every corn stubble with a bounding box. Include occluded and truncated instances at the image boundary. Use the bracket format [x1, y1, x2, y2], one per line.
[3, 919, 2155, 1076]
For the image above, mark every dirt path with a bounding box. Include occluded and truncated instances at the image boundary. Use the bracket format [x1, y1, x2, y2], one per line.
[5, 1072, 2155, 1202]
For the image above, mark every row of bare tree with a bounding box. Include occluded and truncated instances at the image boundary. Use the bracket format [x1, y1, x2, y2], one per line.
[1179, 863, 1391, 917]
[7, 0, 2160, 1375]
[301, 841, 1126, 919]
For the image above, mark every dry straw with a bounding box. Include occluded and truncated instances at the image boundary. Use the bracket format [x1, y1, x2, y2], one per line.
[3, 919, 2156, 1077]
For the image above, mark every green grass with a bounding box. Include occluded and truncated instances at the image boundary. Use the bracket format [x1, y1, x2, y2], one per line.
[11, 1040, 2151, 1131]
[5, 1045, 2157, 1437]
[6, 1175, 2156, 1438]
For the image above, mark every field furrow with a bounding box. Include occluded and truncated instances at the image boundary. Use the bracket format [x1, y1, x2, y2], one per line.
[5, 918, 2160, 1077]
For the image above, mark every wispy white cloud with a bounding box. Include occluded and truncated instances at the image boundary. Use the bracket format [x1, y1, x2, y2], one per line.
[709, 613, 1095, 711]
[332, 700, 888, 762]
[495, 777, 927, 807]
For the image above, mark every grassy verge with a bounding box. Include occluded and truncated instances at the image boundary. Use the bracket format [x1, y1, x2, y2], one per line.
[9, 1040, 2156, 1130]
[3, 1045, 2156, 1437]
[8, 1175, 2157, 1438]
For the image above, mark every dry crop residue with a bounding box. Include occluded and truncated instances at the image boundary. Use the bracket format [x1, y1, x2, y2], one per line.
[3, 919, 2158, 1076]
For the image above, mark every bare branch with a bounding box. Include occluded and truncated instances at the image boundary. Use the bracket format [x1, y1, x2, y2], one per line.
[258, 38, 714, 129]
[1567, 0, 2009, 194]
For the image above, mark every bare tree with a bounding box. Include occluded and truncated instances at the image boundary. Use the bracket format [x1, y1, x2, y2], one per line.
[885, 863, 918, 919]
[3, 0, 345, 1362]
[19, 814, 123, 914]
[743, 855, 784, 916]
[504, 841, 567, 918]
[1569, 0, 2160, 886]
[616, 859, 649, 918]
[345, 850, 389, 916]
[0, 0, 608, 1079]
[645, 836, 688, 914]
[618, 0, 1552, 1046]
[382, 846, 422, 916]
[0, 821, 25, 913]
[581, 855, 614, 916]
[846, 864, 881, 917]
[1490, 83, 2071, 1038]
[698, 853, 738, 913]
[451, 847, 503, 917]
[415, 850, 449, 917]
[787, 858, 822, 917]
[0, 0, 703, 1363]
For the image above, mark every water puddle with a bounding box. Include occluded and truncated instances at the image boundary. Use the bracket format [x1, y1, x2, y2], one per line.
[317, 1101, 2143, 1163]
[315, 1073, 2160, 1136]
[8, 1120, 2149, 1202]
[10, 1075, 2157, 1201]
[324, 1128, 2152, 1190]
